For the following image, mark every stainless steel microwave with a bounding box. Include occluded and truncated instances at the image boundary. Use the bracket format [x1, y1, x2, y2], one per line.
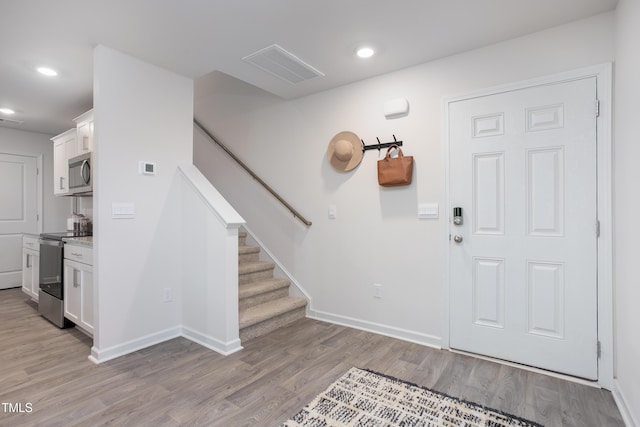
[68, 152, 92, 195]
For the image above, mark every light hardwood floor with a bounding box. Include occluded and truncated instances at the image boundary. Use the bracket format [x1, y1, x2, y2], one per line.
[0, 288, 624, 426]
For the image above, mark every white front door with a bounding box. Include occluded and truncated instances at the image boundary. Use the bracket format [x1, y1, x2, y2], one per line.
[448, 77, 598, 380]
[0, 153, 38, 289]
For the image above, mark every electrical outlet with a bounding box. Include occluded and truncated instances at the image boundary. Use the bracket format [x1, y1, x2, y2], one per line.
[163, 287, 173, 303]
[373, 284, 382, 299]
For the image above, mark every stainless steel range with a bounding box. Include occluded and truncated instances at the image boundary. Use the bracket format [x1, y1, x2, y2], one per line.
[38, 231, 91, 328]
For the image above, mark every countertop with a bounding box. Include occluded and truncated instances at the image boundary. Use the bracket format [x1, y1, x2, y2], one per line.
[63, 236, 93, 248]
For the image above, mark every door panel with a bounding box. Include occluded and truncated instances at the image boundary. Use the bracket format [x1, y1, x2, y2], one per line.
[527, 261, 564, 338]
[449, 77, 598, 380]
[472, 257, 505, 328]
[527, 147, 564, 236]
[473, 153, 504, 235]
[0, 154, 38, 289]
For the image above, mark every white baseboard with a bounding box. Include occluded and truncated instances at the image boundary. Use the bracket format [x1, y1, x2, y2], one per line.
[613, 380, 639, 427]
[0, 271, 21, 290]
[308, 309, 443, 350]
[89, 326, 182, 364]
[182, 326, 243, 356]
[89, 326, 243, 364]
[87, 309, 443, 363]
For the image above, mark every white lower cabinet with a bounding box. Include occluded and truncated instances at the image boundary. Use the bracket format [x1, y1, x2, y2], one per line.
[22, 248, 40, 301]
[63, 245, 93, 335]
[22, 236, 40, 301]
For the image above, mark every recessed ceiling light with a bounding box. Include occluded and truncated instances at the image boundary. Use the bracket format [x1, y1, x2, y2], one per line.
[37, 66, 58, 77]
[0, 108, 16, 115]
[356, 47, 375, 59]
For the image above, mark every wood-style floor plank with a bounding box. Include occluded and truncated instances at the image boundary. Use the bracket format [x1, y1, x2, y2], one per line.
[0, 288, 624, 426]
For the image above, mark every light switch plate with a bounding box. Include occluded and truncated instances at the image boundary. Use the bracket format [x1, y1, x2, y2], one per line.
[418, 203, 438, 219]
[112, 202, 135, 219]
[328, 205, 337, 220]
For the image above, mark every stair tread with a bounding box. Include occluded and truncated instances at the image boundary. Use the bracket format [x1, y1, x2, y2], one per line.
[239, 245, 260, 255]
[239, 278, 290, 299]
[239, 260, 275, 274]
[239, 297, 307, 329]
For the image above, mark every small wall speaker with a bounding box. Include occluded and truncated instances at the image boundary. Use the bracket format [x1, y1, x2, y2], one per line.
[384, 98, 410, 119]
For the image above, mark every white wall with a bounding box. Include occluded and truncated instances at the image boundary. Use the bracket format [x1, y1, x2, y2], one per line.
[91, 46, 193, 362]
[0, 127, 70, 232]
[614, 1, 640, 424]
[194, 12, 615, 347]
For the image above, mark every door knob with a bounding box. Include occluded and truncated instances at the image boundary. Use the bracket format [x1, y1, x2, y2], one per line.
[453, 235, 463, 243]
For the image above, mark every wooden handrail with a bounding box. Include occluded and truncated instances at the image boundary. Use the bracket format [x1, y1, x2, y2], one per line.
[194, 119, 312, 227]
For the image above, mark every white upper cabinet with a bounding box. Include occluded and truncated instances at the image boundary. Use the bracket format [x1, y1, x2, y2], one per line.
[74, 109, 94, 155]
[51, 128, 76, 195]
[51, 108, 93, 196]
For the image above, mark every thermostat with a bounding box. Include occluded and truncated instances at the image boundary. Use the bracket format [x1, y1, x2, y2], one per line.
[139, 161, 156, 175]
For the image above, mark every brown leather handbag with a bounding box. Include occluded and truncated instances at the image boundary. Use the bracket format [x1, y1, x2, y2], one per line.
[377, 145, 413, 186]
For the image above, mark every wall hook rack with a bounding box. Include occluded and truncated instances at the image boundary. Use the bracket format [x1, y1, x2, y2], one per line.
[361, 135, 403, 152]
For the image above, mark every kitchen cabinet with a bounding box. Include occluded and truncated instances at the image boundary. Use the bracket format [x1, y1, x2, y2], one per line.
[21, 236, 40, 301]
[51, 128, 76, 195]
[63, 244, 93, 335]
[52, 138, 67, 195]
[74, 109, 94, 155]
[50, 108, 93, 196]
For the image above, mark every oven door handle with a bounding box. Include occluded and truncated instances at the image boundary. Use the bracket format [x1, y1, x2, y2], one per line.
[39, 239, 64, 248]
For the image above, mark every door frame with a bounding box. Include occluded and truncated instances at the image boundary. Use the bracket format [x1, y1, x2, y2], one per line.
[443, 63, 613, 389]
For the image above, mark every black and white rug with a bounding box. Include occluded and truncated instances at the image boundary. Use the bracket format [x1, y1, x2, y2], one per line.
[281, 367, 542, 427]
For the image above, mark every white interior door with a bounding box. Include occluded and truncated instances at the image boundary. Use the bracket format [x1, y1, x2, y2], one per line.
[448, 77, 598, 380]
[0, 153, 38, 289]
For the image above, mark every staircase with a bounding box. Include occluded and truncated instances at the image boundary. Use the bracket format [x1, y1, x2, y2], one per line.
[238, 230, 307, 341]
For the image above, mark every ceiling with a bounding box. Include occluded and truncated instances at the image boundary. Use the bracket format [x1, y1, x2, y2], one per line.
[0, 0, 618, 136]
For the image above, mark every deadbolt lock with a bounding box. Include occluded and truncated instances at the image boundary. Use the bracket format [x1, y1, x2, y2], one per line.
[453, 207, 463, 226]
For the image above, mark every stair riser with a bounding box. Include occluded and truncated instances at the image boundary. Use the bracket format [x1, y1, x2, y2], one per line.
[240, 307, 306, 341]
[240, 288, 290, 310]
[239, 235, 247, 246]
[239, 269, 274, 285]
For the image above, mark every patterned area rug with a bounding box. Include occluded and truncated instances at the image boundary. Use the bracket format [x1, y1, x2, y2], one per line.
[281, 367, 542, 427]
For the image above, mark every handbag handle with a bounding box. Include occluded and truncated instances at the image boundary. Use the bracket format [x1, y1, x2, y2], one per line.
[385, 145, 404, 159]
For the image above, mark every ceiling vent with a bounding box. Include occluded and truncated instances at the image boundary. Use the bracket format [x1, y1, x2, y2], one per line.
[243, 44, 324, 85]
[0, 117, 24, 125]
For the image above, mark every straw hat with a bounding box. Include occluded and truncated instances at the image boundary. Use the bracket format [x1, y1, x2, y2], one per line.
[327, 131, 363, 172]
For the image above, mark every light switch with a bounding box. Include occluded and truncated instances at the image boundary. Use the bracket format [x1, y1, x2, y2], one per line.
[328, 205, 337, 220]
[112, 202, 136, 219]
[418, 203, 438, 219]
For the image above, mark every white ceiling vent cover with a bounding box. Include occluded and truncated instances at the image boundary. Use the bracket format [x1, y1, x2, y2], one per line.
[243, 44, 324, 84]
